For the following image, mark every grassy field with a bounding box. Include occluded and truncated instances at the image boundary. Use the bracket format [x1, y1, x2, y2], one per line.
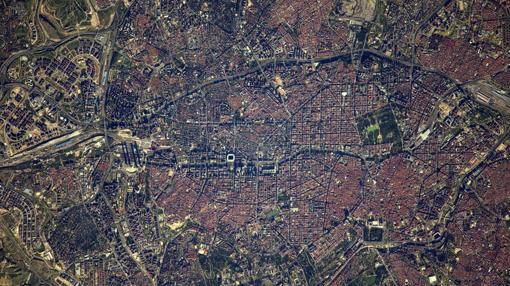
[97, 5, 116, 27]
[45, 0, 89, 32]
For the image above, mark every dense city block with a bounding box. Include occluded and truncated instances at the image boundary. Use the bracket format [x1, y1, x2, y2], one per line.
[0, 0, 510, 285]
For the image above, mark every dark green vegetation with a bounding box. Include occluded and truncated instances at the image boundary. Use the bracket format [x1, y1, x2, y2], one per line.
[97, 5, 116, 26]
[47, 206, 106, 263]
[316, 228, 359, 283]
[344, 249, 389, 286]
[298, 249, 319, 285]
[363, 226, 384, 242]
[473, 105, 500, 125]
[198, 245, 232, 284]
[111, 51, 133, 70]
[263, 207, 281, 222]
[44, 0, 90, 31]
[374, 0, 387, 26]
[356, 105, 401, 145]
[14, 25, 28, 42]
